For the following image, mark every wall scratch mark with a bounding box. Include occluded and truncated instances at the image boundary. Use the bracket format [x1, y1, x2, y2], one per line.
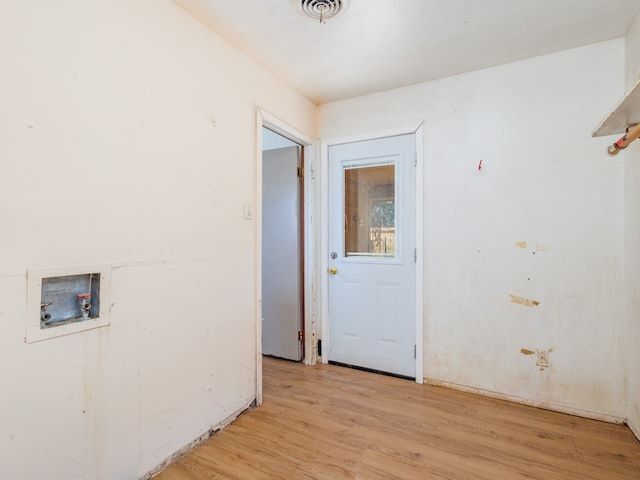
[510, 294, 540, 308]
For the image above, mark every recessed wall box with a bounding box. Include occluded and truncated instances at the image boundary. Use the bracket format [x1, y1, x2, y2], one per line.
[26, 265, 111, 343]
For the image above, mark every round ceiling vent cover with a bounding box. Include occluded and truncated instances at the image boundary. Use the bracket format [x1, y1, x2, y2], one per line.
[300, 0, 346, 21]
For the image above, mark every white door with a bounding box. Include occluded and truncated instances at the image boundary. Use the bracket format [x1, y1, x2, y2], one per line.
[328, 134, 416, 378]
[262, 145, 303, 361]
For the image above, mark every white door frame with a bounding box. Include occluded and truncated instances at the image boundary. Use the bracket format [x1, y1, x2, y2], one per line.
[255, 108, 316, 405]
[320, 124, 424, 384]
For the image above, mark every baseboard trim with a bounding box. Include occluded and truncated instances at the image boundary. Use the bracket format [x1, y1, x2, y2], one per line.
[628, 420, 640, 442]
[424, 377, 626, 425]
[142, 399, 256, 480]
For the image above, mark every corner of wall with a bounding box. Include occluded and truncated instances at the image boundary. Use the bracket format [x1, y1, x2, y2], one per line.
[624, 142, 640, 442]
[624, 11, 640, 442]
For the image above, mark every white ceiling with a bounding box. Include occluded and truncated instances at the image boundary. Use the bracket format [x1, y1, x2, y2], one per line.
[174, 0, 640, 104]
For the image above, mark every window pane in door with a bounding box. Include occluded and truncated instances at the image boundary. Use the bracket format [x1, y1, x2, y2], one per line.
[344, 164, 395, 258]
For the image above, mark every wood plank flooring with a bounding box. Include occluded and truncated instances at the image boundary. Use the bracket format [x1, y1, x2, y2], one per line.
[154, 356, 640, 479]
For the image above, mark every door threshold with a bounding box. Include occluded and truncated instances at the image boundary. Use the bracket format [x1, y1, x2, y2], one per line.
[328, 361, 415, 381]
[263, 354, 303, 363]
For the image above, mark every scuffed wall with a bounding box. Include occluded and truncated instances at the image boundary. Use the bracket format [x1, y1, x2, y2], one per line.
[624, 12, 640, 441]
[0, 1, 315, 478]
[319, 40, 626, 420]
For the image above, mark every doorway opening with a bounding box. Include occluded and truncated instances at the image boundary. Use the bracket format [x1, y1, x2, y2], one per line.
[255, 108, 316, 406]
[261, 127, 305, 362]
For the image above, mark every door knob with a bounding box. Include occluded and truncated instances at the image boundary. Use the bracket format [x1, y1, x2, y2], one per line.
[328, 267, 338, 275]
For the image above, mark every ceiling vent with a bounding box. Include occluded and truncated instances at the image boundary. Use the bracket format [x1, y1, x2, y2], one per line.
[300, 0, 347, 22]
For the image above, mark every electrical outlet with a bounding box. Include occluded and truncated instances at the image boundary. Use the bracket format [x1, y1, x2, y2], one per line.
[536, 349, 549, 368]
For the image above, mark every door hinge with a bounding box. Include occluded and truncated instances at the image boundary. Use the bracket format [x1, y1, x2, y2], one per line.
[414, 153, 417, 167]
[297, 166, 304, 178]
[317, 339, 322, 356]
[414, 248, 417, 263]
[414, 344, 417, 359]
[298, 330, 304, 342]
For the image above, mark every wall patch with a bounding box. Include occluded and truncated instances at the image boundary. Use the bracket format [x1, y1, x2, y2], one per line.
[510, 294, 540, 308]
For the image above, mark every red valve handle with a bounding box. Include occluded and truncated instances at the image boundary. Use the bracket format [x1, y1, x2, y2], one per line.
[609, 123, 640, 155]
[76, 293, 91, 299]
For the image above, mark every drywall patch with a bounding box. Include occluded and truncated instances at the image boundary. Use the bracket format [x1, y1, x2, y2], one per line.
[536, 349, 550, 368]
[521, 347, 556, 369]
[510, 294, 540, 308]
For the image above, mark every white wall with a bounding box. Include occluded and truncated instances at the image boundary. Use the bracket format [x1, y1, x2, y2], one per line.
[319, 40, 627, 420]
[0, 1, 316, 478]
[625, 13, 640, 440]
[626, 13, 640, 86]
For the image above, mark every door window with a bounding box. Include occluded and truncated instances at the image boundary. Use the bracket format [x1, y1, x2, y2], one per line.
[343, 161, 396, 259]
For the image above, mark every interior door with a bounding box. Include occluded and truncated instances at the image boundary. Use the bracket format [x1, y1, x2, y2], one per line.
[328, 134, 416, 377]
[262, 145, 303, 361]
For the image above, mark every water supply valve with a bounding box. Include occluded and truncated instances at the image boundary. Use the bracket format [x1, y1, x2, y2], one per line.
[608, 123, 640, 155]
[40, 302, 53, 323]
[76, 293, 92, 319]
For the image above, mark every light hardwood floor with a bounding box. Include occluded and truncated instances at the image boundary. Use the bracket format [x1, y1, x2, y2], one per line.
[154, 356, 640, 479]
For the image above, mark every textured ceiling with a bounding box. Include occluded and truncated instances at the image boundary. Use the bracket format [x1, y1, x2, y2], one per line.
[174, 0, 640, 104]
